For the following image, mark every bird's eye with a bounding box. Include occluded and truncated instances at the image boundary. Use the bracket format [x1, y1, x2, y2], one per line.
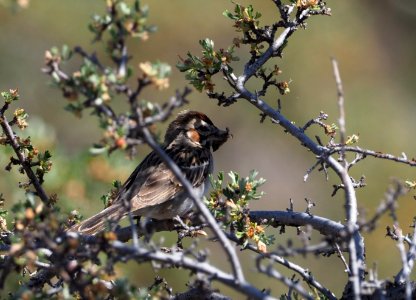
[196, 125, 210, 133]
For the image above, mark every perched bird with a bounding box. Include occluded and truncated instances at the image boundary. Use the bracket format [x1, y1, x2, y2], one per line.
[69, 111, 230, 235]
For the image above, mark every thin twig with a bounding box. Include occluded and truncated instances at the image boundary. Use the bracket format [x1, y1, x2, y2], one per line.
[335, 242, 351, 275]
[143, 87, 191, 126]
[331, 58, 346, 162]
[303, 158, 323, 182]
[0, 114, 50, 205]
[331, 146, 416, 167]
[256, 257, 313, 300]
[360, 182, 405, 233]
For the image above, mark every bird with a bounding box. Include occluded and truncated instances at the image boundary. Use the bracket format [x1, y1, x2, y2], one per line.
[68, 110, 230, 235]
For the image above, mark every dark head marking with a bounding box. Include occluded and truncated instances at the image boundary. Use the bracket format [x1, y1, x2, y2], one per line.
[164, 111, 214, 144]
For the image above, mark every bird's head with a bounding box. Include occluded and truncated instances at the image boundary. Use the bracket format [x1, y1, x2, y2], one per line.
[165, 110, 230, 152]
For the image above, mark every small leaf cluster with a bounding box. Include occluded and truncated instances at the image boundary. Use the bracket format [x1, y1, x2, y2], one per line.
[89, 0, 156, 44]
[256, 66, 291, 97]
[206, 171, 274, 252]
[45, 45, 120, 117]
[100, 180, 122, 208]
[5, 140, 52, 186]
[345, 134, 359, 145]
[177, 39, 239, 92]
[295, 0, 320, 9]
[2, 193, 62, 283]
[138, 61, 171, 90]
[1, 90, 53, 186]
[1, 89, 19, 103]
[223, 4, 262, 33]
[405, 180, 416, 189]
[323, 123, 338, 136]
[5, 194, 114, 299]
[11, 193, 55, 232]
[12, 108, 28, 130]
[224, 3, 271, 56]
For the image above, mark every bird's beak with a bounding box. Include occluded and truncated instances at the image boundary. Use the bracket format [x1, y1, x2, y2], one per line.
[211, 127, 231, 152]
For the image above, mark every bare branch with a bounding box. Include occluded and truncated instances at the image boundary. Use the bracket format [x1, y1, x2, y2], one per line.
[331, 58, 346, 161]
[143, 87, 191, 126]
[249, 210, 346, 238]
[331, 146, 416, 167]
[256, 257, 313, 300]
[335, 243, 351, 275]
[360, 182, 406, 233]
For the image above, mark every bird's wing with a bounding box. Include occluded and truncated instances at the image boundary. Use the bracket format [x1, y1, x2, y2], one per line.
[115, 149, 212, 209]
[133, 164, 182, 207]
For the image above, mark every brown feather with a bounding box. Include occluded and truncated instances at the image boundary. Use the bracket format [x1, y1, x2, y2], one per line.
[68, 203, 125, 235]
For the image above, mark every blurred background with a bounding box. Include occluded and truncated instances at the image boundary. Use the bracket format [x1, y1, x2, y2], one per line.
[1, 0, 416, 297]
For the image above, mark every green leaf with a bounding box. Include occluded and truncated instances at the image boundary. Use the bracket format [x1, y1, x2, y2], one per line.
[64, 103, 83, 117]
[50, 46, 60, 56]
[61, 44, 72, 60]
[223, 9, 238, 20]
[89, 144, 108, 155]
[1, 89, 19, 103]
[101, 194, 110, 207]
[118, 2, 131, 15]
[134, 0, 141, 12]
[248, 170, 259, 181]
[235, 4, 242, 15]
[200, 38, 214, 53]
[51, 72, 61, 83]
[43, 150, 52, 161]
[112, 180, 122, 189]
[153, 61, 172, 78]
[88, 74, 100, 88]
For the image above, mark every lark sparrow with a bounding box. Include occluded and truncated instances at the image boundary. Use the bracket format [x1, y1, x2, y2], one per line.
[69, 110, 230, 235]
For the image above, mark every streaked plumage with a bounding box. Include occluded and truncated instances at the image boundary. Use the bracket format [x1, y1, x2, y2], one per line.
[69, 111, 230, 235]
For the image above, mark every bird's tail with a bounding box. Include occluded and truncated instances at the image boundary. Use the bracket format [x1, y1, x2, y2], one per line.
[68, 203, 127, 235]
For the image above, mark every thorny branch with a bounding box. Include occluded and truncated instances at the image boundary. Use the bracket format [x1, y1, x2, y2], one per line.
[0, 102, 50, 205]
[360, 182, 406, 233]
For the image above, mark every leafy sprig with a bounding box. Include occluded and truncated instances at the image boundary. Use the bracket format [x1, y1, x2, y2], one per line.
[223, 4, 262, 32]
[1, 90, 53, 189]
[177, 39, 239, 92]
[206, 170, 274, 252]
